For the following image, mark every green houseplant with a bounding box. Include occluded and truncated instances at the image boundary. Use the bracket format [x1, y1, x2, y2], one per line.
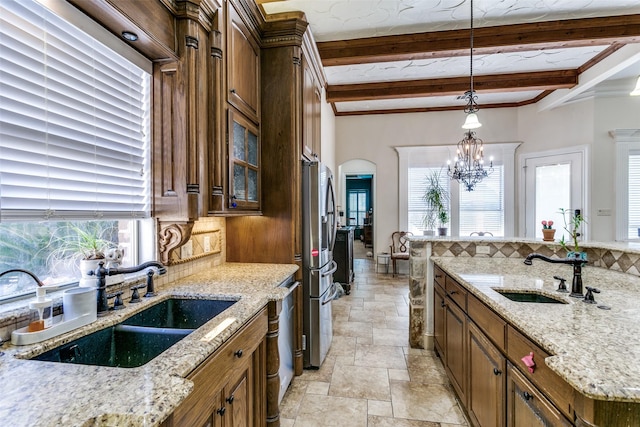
[558, 208, 586, 259]
[422, 170, 449, 236]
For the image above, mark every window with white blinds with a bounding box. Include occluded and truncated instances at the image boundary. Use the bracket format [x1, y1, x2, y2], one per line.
[459, 165, 504, 237]
[628, 151, 640, 239]
[0, 0, 151, 221]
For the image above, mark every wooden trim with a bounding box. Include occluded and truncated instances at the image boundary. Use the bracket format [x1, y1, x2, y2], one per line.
[317, 14, 640, 66]
[326, 70, 578, 103]
[266, 300, 282, 427]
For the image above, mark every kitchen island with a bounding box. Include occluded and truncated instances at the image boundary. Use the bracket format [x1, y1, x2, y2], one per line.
[0, 263, 298, 426]
[424, 249, 640, 426]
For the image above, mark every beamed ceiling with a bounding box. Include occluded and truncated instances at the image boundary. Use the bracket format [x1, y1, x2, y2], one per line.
[259, 0, 640, 116]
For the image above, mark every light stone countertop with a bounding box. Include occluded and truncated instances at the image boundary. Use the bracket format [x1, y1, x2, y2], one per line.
[0, 262, 298, 427]
[432, 257, 640, 402]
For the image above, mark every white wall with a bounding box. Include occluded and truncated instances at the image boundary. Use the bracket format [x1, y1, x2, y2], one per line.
[335, 108, 518, 252]
[334, 92, 640, 247]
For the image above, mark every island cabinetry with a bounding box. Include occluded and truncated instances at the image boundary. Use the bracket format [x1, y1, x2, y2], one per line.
[167, 307, 267, 427]
[433, 267, 446, 356]
[507, 361, 572, 427]
[506, 326, 574, 420]
[444, 292, 467, 405]
[468, 321, 506, 427]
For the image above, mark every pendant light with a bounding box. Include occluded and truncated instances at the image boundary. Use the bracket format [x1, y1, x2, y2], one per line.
[448, 0, 493, 191]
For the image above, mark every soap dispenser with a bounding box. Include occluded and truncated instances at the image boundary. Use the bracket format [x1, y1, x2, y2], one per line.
[28, 287, 53, 332]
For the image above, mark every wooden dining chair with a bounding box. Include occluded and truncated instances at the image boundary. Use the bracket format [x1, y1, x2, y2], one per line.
[390, 231, 413, 277]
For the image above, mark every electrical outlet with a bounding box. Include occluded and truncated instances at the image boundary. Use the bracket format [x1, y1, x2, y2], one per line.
[204, 236, 211, 253]
[476, 245, 490, 255]
[180, 240, 193, 258]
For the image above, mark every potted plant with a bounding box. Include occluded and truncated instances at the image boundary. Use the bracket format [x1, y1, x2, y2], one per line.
[422, 170, 449, 236]
[558, 208, 587, 261]
[47, 222, 118, 286]
[541, 220, 556, 241]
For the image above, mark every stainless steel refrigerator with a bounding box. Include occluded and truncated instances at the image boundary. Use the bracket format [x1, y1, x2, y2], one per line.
[302, 161, 338, 368]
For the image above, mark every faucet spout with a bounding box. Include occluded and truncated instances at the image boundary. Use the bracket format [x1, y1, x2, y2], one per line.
[89, 261, 166, 315]
[0, 269, 46, 287]
[523, 252, 585, 298]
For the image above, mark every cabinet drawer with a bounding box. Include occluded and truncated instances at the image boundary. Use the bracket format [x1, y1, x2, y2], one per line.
[506, 325, 574, 420]
[468, 294, 506, 352]
[434, 265, 446, 290]
[172, 307, 268, 427]
[445, 275, 467, 312]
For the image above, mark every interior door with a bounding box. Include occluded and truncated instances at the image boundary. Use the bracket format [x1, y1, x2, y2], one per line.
[523, 151, 584, 241]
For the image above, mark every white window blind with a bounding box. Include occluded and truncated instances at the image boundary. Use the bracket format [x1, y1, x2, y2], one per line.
[0, 0, 151, 221]
[628, 151, 640, 239]
[459, 165, 504, 237]
[408, 167, 449, 233]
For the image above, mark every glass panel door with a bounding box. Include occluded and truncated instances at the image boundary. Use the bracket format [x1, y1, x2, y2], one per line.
[524, 152, 583, 241]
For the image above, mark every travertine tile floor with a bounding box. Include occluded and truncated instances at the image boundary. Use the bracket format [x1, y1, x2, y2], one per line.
[280, 257, 470, 427]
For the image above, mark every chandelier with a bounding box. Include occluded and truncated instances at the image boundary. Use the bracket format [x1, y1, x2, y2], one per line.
[448, 0, 492, 191]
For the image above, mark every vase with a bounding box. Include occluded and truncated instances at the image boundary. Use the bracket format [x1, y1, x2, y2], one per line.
[542, 228, 556, 241]
[437, 227, 448, 236]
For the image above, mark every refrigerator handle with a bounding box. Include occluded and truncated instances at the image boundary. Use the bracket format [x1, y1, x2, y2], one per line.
[322, 260, 338, 277]
[327, 174, 338, 252]
[321, 282, 340, 305]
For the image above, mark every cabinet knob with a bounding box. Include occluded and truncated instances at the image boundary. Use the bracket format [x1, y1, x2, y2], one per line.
[217, 406, 226, 416]
[230, 88, 236, 94]
[234, 349, 243, 358]
[226, 395, 235, 404]
[522, 391, 533, 401]
[493, 368, 502, 376]
[440, 300, 446, 308]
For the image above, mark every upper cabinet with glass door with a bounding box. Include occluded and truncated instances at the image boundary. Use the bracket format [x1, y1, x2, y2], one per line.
[229, 110, 260, 211]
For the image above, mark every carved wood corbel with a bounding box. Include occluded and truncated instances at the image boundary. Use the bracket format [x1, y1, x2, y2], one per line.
[158, 221, 195, 265]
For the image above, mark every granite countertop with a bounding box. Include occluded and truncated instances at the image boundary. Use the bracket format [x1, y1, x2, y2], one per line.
[0, 262, 298, 427]
[432, 256, 640, 403]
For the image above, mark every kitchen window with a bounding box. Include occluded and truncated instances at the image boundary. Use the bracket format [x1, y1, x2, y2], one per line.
[397, 143, 518, 237]
[0, 0, 152, 300]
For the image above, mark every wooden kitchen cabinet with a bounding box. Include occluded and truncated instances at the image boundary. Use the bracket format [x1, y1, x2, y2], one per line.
[468, 321, 506, 427]
[433, 275, 446, 356]
[302, 54, 321, 160]
[227, 0, 260, 123]
[507, 362, 572, 427]
[445, 293, 467, 405]
[167, 307, 267, 427]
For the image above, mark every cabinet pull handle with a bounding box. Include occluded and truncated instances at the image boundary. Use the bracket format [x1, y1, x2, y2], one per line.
[493, 368, 502, 376]
[522, 391, 533, 401]
[440, 300, 446, 308]
[449, 290, 458, 295]
[226, 395, 235, 404]
[217, 406, 226, 416]
[234, 349, 243, 358]
[435, 274, 443, 278]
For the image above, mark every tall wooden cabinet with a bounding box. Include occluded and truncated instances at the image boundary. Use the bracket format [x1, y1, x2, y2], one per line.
[226, 13, 325, 376]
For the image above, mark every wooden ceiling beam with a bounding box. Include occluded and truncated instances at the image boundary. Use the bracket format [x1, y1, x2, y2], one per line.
[318, 14, 640, 66]
[326, 70, 578, 102]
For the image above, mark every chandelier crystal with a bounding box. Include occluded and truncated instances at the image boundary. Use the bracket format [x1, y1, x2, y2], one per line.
[448, 0, 492, 191]
[448, 131, 493, 192]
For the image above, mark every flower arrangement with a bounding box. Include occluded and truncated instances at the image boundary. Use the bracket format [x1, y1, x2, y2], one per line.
[541, 220, 554, 229]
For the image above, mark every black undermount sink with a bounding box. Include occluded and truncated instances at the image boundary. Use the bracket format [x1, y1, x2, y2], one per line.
[31, 298, 237, 368]
[494, 290, 567, 304]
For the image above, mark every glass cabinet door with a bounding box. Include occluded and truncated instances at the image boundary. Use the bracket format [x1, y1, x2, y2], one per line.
[228, 109, 260, 210]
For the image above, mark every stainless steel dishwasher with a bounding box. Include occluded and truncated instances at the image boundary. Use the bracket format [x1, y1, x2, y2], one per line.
[278, 280, 299, 403]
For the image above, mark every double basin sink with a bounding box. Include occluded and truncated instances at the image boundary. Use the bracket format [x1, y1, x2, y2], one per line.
[32, 298, 237, 368]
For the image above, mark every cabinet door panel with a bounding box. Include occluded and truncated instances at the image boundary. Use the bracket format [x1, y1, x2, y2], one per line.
[434, 283, 446, 357]
[227, 3, 259, 120]
[445, 299, 467, 404]
[468, 322, 506, 427]
[228, 109, 260, 210]
[507, 362, 572, 427]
